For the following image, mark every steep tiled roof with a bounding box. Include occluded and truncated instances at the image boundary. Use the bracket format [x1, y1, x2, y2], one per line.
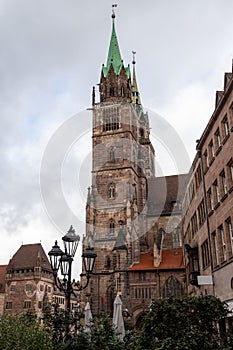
[129, 249, 184, 271]
[147, 174, 187, 216]
[0, 265, 7, 293]
[7, 243, 51, 272]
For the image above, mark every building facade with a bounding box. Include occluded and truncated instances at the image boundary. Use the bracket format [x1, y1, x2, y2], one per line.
[182, 63, 233, 320]
[4, 243, 54, 318]
[82, 12, 186, 325]
[0, 265, 7, 315]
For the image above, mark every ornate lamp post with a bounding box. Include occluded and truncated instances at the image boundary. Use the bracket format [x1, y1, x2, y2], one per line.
[48, 225, 97, 312]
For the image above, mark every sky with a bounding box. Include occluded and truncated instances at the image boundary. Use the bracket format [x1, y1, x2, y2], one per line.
[1, 0, 233, 277]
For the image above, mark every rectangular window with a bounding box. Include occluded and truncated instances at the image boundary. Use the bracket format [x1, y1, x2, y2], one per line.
[203, 150, 209, 171]
[191, 212, 198, 237]
[10, 284, 16, 292]
[220, 170, 227, 196]
[213, 180, 220, 204]
[214, 128, 221, 149]
[197, 200, 205, 227]
[25, 284, 32, 291]
[195, 165, 202, 189]
[103, 107, 120, 132]
[23, 301, 31, 309]
[207, 188, 214, 211]
[208, 140, 215, 160]
[201, 240, 210, 269]
[219, 226, 227, 262]
[227, 159, 233, 189]
[226, 219, 233, 256]
[6, 302, 12, 309]
[38, 301, 42, 309]
[212, 231, 219, 266]
[222, 115, 230, 138]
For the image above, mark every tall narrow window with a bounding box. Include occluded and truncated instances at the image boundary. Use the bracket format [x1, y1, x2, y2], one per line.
[109, 220, 115, 234]
[109, 147, 115, 161]
[214, 128, 221, 149]
[203, 150, 209, 172]
[228, 160, 233, 183]
[219, 226, 227, 262]
[208, 140, 215, 160]
[227, 219, 233, 256]
[110, 86, 114, 96]
[103, 107, 119, 132]
[201, 240, 210, 269]
[223, 115, 230, 136]
[108, 184, 115, 199]
[212, 231, 219, 266]
[220, 170, 227, 196]
[207, 188, 214, 211]
[213, 180, 220, 204]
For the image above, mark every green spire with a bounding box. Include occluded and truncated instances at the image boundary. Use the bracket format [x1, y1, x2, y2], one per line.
[132, 52, 141, 105]
[102, 13, 130, 79]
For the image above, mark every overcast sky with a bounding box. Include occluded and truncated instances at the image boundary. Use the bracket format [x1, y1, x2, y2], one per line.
[1, 0, 233, 277]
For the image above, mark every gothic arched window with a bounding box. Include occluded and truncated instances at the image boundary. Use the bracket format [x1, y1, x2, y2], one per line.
[162, 276, 184, 298]
[121, 86, 125, 97]
[108, 184, 115, 199]
[109, 220, 115, 234]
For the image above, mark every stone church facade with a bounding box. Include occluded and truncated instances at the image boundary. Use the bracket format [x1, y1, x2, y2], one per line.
[82, 12, 186, 326]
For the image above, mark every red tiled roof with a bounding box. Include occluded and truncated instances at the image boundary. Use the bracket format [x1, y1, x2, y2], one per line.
[129, 249, 184, 271]
[7, 243, 51, 272]
[0, 265, 7, 293]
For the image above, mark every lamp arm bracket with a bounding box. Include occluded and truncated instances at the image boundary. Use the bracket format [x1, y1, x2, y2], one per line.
[73, 275, 90, 291]
[53, 274, 66, 293]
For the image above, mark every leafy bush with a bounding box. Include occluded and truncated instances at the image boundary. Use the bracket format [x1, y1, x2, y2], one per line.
[0, 312, 53, 350]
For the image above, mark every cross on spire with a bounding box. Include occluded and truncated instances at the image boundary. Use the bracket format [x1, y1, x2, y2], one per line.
[112, 4, 117, 18]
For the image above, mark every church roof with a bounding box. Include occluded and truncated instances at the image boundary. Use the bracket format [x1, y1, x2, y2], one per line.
[7, 243, 51, 272]
[147, 174, 188, 216]
[128, 249, 184, 271]
[102, 13, 130, 79]
[0, 265, 7, 293]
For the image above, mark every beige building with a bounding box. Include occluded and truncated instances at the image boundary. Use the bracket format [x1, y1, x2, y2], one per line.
[182, 62, 233, 323]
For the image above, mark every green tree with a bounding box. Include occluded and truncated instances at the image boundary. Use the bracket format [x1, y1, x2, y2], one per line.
[139, 295, 229, 350]
[0, 312, 53, 350]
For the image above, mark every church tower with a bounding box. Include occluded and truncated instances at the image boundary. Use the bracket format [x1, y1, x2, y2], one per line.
[83, 10, 155, 315]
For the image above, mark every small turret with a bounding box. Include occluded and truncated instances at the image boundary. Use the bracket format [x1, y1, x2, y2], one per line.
[131, 51, 142, 106]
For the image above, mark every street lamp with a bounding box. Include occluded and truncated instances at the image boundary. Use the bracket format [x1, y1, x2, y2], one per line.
[48, 225, 97, 312]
